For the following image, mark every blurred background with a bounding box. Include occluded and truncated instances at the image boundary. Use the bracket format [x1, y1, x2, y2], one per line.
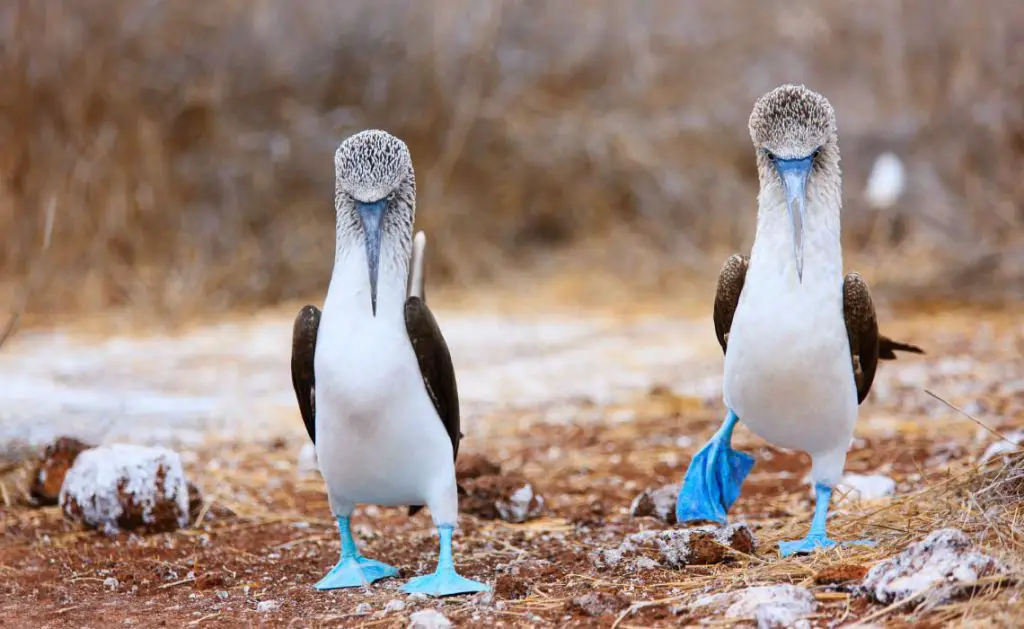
[1, 0, 1022, 322]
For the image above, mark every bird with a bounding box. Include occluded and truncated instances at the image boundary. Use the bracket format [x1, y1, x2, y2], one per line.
[290, 129, 489, 596]
[673, 85, 924, 556]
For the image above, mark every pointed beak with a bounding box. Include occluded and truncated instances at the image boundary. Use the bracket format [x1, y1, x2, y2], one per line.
[356, 199, 388, 316]
[773, 156, 814, 283]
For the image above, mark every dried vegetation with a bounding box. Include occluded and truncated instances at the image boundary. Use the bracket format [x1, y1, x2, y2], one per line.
[1, 0, 1023, 320]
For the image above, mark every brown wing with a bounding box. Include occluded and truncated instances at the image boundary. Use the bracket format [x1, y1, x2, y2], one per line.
[291, 305, 321, 443]
[842, 273, 880, 404]
[713, 254, 750, 354]
[404, 295, 461, 516]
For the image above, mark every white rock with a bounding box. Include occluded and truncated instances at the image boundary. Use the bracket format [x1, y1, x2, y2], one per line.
[840, 473, 896, 500]
[495, 483, 544, 523]
[59, 444, 190, 534]
[384, 599, 406, 613]
[862, 528, 1007, 606]
[103, 577, 119, 591]
[354, 603, 372, 616]
[979, 431, 1024, 463]
[694, 585, 815, 629]
[407, 609, 452, 629]
[256, 600, 280, 613]
[297, 442, 319, 476]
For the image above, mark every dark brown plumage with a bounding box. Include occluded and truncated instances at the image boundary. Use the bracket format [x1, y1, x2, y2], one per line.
[291, 304, 321, 443]
[712, 257, 924, 404]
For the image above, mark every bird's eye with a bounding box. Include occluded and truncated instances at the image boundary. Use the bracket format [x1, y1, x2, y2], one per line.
[386, 191, 396, 202]
[812, 148, 821, 159]
[762, 148, 775, 160]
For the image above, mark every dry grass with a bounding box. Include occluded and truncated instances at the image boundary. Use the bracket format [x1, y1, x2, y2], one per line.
[1, 0, 1022, 320]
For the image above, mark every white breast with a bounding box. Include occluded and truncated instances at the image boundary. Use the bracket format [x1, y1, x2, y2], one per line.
[312, 242, 457, 523]
[722, 190, 858, 474]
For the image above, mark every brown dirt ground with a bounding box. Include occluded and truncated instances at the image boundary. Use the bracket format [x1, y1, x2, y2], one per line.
[1, 309, 1022, 628]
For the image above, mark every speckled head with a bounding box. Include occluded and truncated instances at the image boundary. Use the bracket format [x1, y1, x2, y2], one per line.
[748, 85, 840, 283]
[333, 129, 417, 316]
[748, 84, 836, 160]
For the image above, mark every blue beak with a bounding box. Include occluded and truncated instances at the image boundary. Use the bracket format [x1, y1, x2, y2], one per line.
[356, 199, 388, 316]
[773, 156, 813, 283]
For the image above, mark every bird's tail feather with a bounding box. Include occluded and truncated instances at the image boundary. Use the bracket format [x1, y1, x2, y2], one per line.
[878, 335, 924, 360]
[408, 231, 426, 301]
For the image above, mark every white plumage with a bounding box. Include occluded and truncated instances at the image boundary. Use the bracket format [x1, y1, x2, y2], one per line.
[314, 237, 458, 525]
[723, 173, 857, 486]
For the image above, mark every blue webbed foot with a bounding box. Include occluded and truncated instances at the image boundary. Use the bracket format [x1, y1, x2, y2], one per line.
[315, 555, 399, 590]
[777, 483, 875, 557]
[314, 515, 398, 590]
[401, 524, 490, 597]
[401, 568, 490, 597]
[675, 409, 755, 524]
[778, 534, 874, 557]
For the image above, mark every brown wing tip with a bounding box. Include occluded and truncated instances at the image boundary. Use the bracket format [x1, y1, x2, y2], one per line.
[878, 336, 925, 359]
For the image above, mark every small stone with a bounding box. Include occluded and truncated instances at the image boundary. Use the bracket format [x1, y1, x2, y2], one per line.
[354, 603, 372, 616]
[407, 609, 451, 629]
[384, 599, 405, 613]
[840, 473, 896, 500]
[629, 484, 679, 524]
[861, 528, 1007, 607]
[103, 577, 119, 591]
[29, 437, 93, 506]
[256, 600, 280, 613]
[460, 473, 544, 523]
[694, 585, 815, 629]
[814, 563, 869, 585]
[297, 443, 318, 477]
[216, 591, 229, 601]
[566, 591, 630, 617]
[592, 524, 755, 570]
[59, 444, 191, 534]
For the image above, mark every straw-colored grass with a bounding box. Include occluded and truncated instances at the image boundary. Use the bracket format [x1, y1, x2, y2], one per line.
[1, 0, 1022, 320]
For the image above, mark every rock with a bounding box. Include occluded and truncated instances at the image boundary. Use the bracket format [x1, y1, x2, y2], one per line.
[384, 599, 406, 613]
[407, 609, 452, 629]
[861, 528, 1007, 606]
[694, 585, 815, 629]
[354, 602, 372, 616]
[567, 591, 630, 617]
[456, 453, 501, 480]
[840, 473, 896, 500]
[460, 473, 544, 523]
[103, 577, 119, 591]
[814, 563, 869, 585]
[591, 523, 756, 569]
[979, 431, 1024, 463]
[29, 437, 93, 506]
[256, 600, 280, 613]
[630, 484, 679, 524]
[59, 444, 191, 534]
[297, 442, 318, 477]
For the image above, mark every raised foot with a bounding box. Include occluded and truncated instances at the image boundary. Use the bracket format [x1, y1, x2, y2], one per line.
[675, 439, 755, 525]
[315, 556, 399, 590]
[778, 534, 875, 557]
[401, 567, 490, 597]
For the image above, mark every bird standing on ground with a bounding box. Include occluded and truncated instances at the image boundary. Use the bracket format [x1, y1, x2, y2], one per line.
[290, 130, 489, 596]
[674, 85, 924, 556]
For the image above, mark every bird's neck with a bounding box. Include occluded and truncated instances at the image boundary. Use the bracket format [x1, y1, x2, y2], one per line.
[749, 183, 844, 288]
[326, 230, 411, 321]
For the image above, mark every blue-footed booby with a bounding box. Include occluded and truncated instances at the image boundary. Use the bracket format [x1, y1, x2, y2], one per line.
[674, 85, 924, 556]
[290, 130, 488, 596]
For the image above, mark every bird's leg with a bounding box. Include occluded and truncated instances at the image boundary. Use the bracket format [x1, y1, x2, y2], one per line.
[675, 409, 756, 524]
[400, 524, 490, 597]
[777, 483, 875, 556]
[314, 516, 399, 590]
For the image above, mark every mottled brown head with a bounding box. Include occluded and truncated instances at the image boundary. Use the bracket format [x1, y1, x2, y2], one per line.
[749, 84, 836, 160]
[333, 129, 417, 315]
